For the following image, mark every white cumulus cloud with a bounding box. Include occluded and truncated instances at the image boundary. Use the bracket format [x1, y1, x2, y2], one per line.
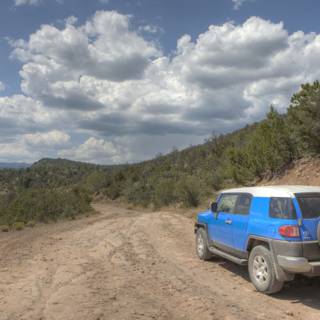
[14, 0, 41, 6]
[3, 12, 320, 163]
[14, 0, 62, 6]
[23, 130, 70, 147]
[59, 137, 128, 164]
[0, 141, 40, 162]
[139, 24, 164, 34]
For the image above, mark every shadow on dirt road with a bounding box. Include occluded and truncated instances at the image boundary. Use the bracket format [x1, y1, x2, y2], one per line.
[216, 257, 320, 312]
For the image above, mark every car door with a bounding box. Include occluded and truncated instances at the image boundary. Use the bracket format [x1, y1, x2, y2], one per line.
[208, 193, 237, 248]
[231, 193, 252, 253]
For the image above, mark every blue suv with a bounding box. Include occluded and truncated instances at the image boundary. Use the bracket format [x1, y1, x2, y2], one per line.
[195, 186, 320, 294]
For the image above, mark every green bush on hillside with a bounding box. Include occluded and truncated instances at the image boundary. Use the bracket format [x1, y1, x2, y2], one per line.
[288, 81, 320, 156]
[0, 187, 92, 225]
[226, 107, 294, 183]
[175, 175, 202, 207]
[104, 81, 320, 206]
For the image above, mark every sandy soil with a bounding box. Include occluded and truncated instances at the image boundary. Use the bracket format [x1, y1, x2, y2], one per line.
[0, 203, 320, 320]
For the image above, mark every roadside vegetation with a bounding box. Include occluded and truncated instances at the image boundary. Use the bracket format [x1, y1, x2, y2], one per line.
[0, 160, 102, 228]
[0, 81, 320, 227]
[88, 81, 320, 208]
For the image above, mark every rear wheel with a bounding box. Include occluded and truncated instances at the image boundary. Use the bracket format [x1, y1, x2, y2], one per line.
[196, 228, 213, 260]
[248, 245, 284, 294]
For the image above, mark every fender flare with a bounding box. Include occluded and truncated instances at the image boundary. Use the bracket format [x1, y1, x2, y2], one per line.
[194, 222, 208, 234]
[246, 236, 294, 282]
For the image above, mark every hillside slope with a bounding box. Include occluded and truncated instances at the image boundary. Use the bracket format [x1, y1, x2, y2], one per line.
[1, 81, 320, 226]
[90, 81, 320, 208]
[262, 157, 320, 186]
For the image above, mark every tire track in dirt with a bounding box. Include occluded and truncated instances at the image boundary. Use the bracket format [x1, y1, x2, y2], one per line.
[0, 203, 320, 320]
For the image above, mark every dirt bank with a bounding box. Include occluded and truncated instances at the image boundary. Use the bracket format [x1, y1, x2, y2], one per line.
[262, 156, 320, 186]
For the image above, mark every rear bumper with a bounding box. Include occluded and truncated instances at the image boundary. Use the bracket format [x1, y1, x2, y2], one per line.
[277, 255, 320, 275]
[270, 239, 320, 276]
[271, 238, 320, 275]
[270, 239, 320, 261]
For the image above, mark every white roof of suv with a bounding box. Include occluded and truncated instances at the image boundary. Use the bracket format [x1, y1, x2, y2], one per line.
[221, 185, 320, 198]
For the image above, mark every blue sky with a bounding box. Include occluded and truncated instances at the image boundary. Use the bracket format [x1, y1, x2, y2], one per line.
[1, 0, 320, 164]
[2, 0, 320, 95]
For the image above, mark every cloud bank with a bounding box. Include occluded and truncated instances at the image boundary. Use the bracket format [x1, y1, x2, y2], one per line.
[2, 11, 320, 163]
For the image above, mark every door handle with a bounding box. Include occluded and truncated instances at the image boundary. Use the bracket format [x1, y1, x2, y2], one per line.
[225, 219, 232, 225]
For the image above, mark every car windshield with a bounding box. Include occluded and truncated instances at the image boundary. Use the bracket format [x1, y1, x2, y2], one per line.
[296, 193, 320, 219]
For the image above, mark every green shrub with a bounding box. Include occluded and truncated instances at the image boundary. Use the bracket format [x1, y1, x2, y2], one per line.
[13, 221, 25, 231]
[0, 187, 92, 225]
[124, 181, 153, 207]
[225, 107, 293, 183]
[153, 178, 177, 207]
[175, 175, 202, 207]
[104, 184, 122, 200]
[287, 81, 320, 156]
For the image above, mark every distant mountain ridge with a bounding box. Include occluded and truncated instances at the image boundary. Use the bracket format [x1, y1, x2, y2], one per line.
[0, 162, 31, 169]
[31, 158, 101, 169]
[31, 158, 128, 170]
[0, 157, 124, 171]
[0, 158, 105, 170]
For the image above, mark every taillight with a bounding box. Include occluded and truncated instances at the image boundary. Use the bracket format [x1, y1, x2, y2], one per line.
[278, 225, 300, 238]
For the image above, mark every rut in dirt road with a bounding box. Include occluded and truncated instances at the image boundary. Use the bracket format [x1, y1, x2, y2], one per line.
[0, 203, 320, 320]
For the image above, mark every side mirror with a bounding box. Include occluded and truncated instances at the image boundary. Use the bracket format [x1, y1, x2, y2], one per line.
[210, 202, 218, 213]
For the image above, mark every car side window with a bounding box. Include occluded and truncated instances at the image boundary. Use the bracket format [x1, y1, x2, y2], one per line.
[234, 194, 252, 215]
[269, 197, 297, 219]
[217, 194, 238, 213]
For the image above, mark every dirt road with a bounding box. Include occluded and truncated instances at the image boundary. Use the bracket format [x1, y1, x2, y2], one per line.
[0, 203, 320, 320]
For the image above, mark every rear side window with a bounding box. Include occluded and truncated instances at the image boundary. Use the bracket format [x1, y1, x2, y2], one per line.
[217, 194, 238, 213]
[269, 197, 297, 219]
[296, 193, 320, 219]
[235, 194, 252, 215]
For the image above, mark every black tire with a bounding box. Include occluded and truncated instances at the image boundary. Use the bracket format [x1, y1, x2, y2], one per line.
[248, 245, 284, 294]
[196, 228, 213, 260]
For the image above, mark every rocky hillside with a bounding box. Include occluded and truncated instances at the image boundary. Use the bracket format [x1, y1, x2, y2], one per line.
[262, 157, 320, 186]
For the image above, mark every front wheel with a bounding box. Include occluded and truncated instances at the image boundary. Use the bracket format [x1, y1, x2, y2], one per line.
[196, 228, 213, 261]
[248, 245, 284, 294]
